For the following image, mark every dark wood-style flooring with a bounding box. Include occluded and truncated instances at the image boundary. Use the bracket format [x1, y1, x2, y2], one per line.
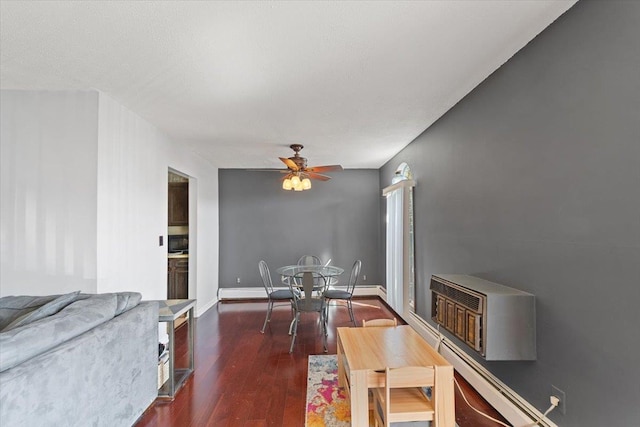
[135, 298, 510, 426]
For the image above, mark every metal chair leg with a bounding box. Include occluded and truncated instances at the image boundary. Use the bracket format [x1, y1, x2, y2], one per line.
[289, 312, 300, 353]
[324, 303, 330, 333]
[347, 299, 356, 326]
[322, 325, 328, 353]
[323, 299, 330, 329]
[288, 316, 296, 335]
[321, 304, 328, 353]
[261, 299, 273, 333]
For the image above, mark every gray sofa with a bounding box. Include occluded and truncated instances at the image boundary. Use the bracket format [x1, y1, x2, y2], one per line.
[0, 292, 158, 427]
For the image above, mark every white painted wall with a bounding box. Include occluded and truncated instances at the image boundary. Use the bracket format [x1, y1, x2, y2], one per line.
[96, 93, 170, 300]
[0, 90, 220, 315]
[1, 90, 99, 295]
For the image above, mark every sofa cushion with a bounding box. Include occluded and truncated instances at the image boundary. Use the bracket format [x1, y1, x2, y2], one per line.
[75, 292, 142, 316]
[0, 294, 118, 372]
[115, 292, 142, 316]
[0, 294, 64, 331]
[2, 291, 81, 332]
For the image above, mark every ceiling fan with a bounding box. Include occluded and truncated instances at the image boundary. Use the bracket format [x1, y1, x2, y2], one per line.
[276, 144, 343, 191]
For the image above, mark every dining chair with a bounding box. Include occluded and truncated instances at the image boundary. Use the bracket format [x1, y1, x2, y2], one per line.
[296, 255, 324, 294]
[287, 272, 328, 353]
[361, 316, 398, 409]
[297, 255, 322, 266]
[372, 366, 435, 427]
[362, 318, 397, 328]
[280, 256, 322, 287]
[323, 259, 361, 326]
[323, 258, 339, 286]
[259, 260, 296, 334]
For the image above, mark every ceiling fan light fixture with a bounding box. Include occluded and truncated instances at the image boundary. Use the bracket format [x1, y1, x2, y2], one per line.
[276, 145, 342, 191]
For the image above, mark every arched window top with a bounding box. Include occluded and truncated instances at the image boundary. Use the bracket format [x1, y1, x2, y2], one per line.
[392, 162, 412, 184]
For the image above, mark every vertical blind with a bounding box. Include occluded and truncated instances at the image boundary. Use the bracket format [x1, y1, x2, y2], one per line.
[385, 187, 403, 313]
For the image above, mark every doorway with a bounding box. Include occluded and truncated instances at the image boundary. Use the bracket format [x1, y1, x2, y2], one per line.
[167, 170, 189, 300]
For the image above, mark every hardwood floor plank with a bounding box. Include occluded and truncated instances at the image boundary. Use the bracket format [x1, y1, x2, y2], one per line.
[135, 298, 510, 427]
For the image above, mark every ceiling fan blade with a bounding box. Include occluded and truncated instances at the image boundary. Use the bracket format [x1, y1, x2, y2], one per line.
[306, 172, 331, 181]
[307, 165, 343, 173]
[279, 157, 299, 171]
[251, 169, 289, 173]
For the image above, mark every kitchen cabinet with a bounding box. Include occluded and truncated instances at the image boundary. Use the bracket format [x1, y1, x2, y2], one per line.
[168, 258, 188, 299]
[168, 182, 188, 226]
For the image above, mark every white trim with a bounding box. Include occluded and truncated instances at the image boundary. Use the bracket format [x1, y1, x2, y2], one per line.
[369, 290, 556, 427]
[218, 287, 269, 299]
[382, 178, 415, 195]
[351, 285, 386, 298]
[217, 285, 385, 300]
[195, 298, 217, 318]
[404, 311, 557, 427]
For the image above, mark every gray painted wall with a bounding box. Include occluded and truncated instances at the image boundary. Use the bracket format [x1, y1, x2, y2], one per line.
[219, 169, 381, 288]
[381, 1, 639, 426]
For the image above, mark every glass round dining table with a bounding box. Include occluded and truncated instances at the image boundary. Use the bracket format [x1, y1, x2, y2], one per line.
[276, 265, 344, 297]
[276, 265, 344, 353]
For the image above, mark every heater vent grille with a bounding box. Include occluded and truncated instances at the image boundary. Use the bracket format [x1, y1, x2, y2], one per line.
[430, 279, 482, 312]
[430, 274, 536, 360]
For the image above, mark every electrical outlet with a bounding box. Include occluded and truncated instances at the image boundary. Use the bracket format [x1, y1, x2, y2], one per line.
[551, 385, 566, 415]
[362, 274, 367, 281]
[236, 277, 241, 284]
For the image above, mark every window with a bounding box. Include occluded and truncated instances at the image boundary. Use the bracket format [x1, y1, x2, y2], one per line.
[383, 163, 415, 316]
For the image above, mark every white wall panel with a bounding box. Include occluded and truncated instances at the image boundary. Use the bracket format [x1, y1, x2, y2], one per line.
[96, 93, 169, 300]
[1, 90, 99, 295]
[1, 90, 219, 315]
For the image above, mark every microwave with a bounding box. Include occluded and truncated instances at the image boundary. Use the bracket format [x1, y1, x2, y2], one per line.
[168, 234, 188, 253]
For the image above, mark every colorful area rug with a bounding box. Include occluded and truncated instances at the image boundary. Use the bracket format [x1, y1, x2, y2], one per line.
[306, 355, 456, 427]
[306, 354, 352, 427]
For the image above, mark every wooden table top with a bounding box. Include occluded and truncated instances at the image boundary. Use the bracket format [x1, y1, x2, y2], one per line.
[337, 325, 450, 371]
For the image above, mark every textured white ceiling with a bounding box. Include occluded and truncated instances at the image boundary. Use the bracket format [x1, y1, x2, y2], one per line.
[0, 1, 577, 169]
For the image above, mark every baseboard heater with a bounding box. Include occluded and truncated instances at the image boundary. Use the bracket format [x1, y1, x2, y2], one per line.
[430, 274, 536, 361]
[406, 312, 556, 427]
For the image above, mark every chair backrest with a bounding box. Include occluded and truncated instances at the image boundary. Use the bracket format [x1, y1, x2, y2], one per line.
[381, 366, 435, 426]
[297, 255, 322, 266]
[288, 272, 327, 313]
[386, 366, 434, 389]
[258, 260, 274, 294]
[362, 318, 397, 328]
[287, 275, 299, 309]
[345, 259, 362, 294]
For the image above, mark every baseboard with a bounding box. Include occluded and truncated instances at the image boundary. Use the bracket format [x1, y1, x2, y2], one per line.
[217, 285, 385, 300]
[195, 298, 217, 317]
[367, 291, 553, 427]
[403, 311, 557, 427]
[352, 285, 386, 298]
[218, 287, 268, 300]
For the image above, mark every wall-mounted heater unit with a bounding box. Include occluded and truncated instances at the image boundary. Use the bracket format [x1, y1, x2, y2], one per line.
[430, 274, 536, 361]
